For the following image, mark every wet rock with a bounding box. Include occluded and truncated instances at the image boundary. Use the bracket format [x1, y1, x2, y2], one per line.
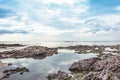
[7, 63, 13, 66]
[3, 67, 29, 74]
[58, 44, 120, 54]
[0, 46, 6, 48]
[48, 45, 120, 80]
[1, 67, 29, 80]
[70, 54, 120, 72]
[81, 70, 111, 80]
[0, 44, 24, 47]
[69, 57, 101, 72]
[58, 45, 105, 54]
[47, 71, 70, 80]
[93, 54, 120, 72]
[68, 54, 120, 80]
[81, 69, 120, 80]
[0, 46, 58, 59]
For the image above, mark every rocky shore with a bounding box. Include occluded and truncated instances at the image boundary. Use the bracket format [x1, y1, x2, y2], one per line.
[58, 44, 120, 54]
[0, 44, 119, 59]
[0, 44, 120, 80]
[48, 54, 120, 80]
[0, 46, 58, 59]
[0, 44, 24, 48]
[0, 67, 29, 80]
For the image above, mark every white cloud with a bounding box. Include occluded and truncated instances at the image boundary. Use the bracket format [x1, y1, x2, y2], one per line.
[86, 14, 120, 28]
[42, 0, 86, 5]
[38, 9, 62, 19]
[0, 16, 26, 31]
[29, 22, 75, 36]
[70, 4, 89, 14]
[95, 15, 120, 28]
[0, 33, 59, 41]
[0, 0, 119, 41]
[74, 28, 120, 41]
[59, 17, 85, 24]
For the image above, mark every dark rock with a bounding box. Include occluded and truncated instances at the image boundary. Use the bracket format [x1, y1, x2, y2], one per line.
[69, 57, 101, 72]
[92, 54, 120, 72]
[70, 54, 120, 72]
[68, 54, 120, 80]
[0, 46, 58, 59]
[8, 63, 13, 66]
[0, 46, 6, 48]
[0, 44, 24, 47]
[47, 71, 70, 80]
[1, 67, 29, 80]
[82, 70, 111, 80]
[58, 44, 120, 54]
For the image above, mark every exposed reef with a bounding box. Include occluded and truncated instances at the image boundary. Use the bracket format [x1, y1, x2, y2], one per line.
[58, 44, 120, 54]
[0, 67, 29, 80]
[0, 46, 58, 59]
[0, 44, 24, 48]
[48, 54, 120, 80]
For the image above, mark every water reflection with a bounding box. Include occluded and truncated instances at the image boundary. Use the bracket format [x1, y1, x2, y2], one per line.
[1, 49, 97, 80]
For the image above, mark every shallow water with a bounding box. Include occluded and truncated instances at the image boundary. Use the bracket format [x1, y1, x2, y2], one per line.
[0, 49, 97, 80]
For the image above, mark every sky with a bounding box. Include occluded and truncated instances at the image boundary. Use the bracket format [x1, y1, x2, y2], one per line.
[0, 0, 120, 41]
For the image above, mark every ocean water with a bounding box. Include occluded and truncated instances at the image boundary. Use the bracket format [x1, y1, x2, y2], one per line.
[0, 41, 120, 47]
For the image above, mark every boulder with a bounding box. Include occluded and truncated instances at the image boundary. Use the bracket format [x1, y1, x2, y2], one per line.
[47, 71, 70, 80]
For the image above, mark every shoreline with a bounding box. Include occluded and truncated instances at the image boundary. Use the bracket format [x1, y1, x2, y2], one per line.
[0, 43, 119, 80]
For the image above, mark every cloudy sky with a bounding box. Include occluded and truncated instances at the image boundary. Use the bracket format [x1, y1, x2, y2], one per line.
[0, 0, 120, 41]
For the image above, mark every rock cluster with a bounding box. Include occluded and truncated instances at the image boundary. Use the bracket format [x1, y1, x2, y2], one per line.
[0, 46, 58, 59]
[1, 67, 29, 80]
[0, 44, 24, 48]
[58, 44, 120, 54]
[47, 71, 70, 80]
[48, 54, 120, 80]
[69, 54, 120, 73]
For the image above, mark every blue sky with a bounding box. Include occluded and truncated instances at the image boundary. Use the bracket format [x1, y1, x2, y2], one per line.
[0, 0, 120, 41]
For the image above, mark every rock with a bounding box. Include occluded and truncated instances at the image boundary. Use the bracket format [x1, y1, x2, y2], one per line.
[47, 71, 70, 80]
[0, 44, 24, 47]
[81, 70, 111, 80]
[93, 54, 120, 72]
[0, 46, 6, 48]
[58, 44, 120, 54]
[47, 45, 120, 80]
[0, 46, 58, 59]
[1, 67, 29, 80]
[3, 67, 29, 74]
[0, 44, 24, 48]
[7, 63, 13, 66]
[68, 54, 120, 80]
[69, 57, 101, 72]
[69, 54, 120, 73]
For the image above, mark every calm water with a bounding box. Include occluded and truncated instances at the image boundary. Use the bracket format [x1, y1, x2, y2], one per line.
[0, 41, 120, 47]
[0, 41, 119, 80]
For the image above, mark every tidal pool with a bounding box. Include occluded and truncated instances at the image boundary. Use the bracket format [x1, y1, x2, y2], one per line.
[0, 49, 97, 80]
